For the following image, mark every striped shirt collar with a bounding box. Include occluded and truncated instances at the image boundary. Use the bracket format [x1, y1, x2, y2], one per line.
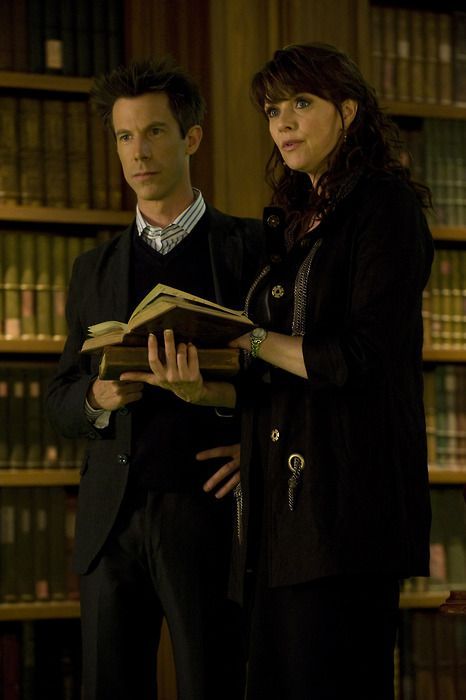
[136, 188, 206, 254]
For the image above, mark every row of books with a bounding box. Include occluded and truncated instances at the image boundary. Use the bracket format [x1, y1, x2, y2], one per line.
[0, 0, 124, 77]
[0, 96, 123, 210]
[398, 120, 466, 228]
[0, 487, 79, 604]
[396, 610, 466, 700]
[403, 488, 466, 594]
[423, 250, 466, 351]
[0, 367, 86, 470]
[424, 365, 466, 471]
[371, 6, 466, 106]
[0, 620, 81, 700]
[0, 230, 112, 340]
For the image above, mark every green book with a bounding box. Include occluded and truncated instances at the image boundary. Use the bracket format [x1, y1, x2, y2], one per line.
[3, 231, 21, 339]
[8, 369, 26, 468]
[20, 232, 37, 338]
[48, 487, 66, 601]
[16, 487, 35, 602]
[44, 99, 68, 207]
[0, 488, 18, 602]
[19, 97, 44, 206]
[36, 234, 54, 338]
[0, 97, 19, 204]
[52, 235, 68, 339]
[25, 375, 42, 469]
[33, 487, 50, 601]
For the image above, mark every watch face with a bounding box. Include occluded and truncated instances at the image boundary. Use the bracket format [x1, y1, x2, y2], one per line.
[252, 327, 267, 341]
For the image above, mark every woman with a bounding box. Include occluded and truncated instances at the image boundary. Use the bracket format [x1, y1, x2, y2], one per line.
[123, 43, 434, 699]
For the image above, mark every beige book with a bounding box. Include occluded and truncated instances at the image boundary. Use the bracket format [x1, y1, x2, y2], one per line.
[81, 283, 254, 354]
[35, 234, 53, 338]
[20, 232, 37, 338]
[3, 232, 21, 338]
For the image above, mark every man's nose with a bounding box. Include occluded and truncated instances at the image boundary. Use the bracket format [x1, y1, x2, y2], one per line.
[134, 136, 150, 159]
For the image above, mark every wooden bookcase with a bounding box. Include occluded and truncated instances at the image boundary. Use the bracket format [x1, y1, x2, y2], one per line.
[0, 69, 132, 696]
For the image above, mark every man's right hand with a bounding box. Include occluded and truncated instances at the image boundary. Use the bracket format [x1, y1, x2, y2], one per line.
[87, 377, 144, 411]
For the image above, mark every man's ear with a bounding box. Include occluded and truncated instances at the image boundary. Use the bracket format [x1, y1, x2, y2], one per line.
[185, 125, 203, 155]
[342, 99, 358, 129]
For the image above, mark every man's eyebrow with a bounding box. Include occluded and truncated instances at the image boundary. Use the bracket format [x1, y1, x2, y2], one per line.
[115, 121, 167, 136]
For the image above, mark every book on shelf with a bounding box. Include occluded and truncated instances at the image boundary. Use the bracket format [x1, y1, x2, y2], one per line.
[438, 13, 453, 106]
[19, 97, 44, 206]
[33, 487, 50, 601]
[67, 100, 91, 209]
[453, 11, 466, 107]
[0, 97, 19, 205]
[43, 99, 68, 208]
[80, 284, 254, 354]
[17, 488, 35, 603]
[98, 345, 242, 380]
[423, 12, 438, 105]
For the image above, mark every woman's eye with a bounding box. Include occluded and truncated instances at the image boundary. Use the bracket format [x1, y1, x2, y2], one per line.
[265, 106, 278, 119]
[296, 98, 310, 109]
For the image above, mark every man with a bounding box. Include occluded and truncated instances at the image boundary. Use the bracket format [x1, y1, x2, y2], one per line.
[46, 58, 262, 700]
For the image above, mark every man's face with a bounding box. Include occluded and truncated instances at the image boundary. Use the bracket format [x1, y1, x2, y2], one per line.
[112, 92, 200, 205]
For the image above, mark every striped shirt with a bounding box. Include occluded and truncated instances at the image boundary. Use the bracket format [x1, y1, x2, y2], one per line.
[136, 188, 206, 254]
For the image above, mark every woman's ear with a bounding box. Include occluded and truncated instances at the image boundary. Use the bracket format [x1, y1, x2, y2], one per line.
[342, 99, 358, 129]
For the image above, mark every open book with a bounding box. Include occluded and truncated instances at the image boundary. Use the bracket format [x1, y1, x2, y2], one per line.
[80, 284, 254, 354]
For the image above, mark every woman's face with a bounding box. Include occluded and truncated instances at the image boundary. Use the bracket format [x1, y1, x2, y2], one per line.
[264, 92, 357, 183]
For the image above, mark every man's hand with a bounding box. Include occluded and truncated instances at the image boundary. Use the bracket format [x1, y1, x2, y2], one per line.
[199, 443, 241, 499]
[87, 377, 144, 411]
[121, 331, 206, 404]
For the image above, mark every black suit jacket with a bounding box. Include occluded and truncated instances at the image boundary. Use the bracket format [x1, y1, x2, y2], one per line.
[46, 205, 263, 574]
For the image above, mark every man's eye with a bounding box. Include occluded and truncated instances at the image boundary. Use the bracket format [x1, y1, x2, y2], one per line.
[296, 98, 310, 109]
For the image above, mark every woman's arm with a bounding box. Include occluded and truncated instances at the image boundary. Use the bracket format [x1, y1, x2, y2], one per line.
[230, 330, 308, 378]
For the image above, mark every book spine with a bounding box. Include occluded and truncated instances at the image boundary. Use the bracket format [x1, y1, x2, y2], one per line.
[75, 0, 93, 77]
[89, 104, 109, 209]
[44, 99, 68, 207]
[27, 0, 45, 73]
[48, 487, 66, 601]
[51, 234, 68, 339]
[8, 370, 26, 468]
[0, 97, 20, 205]
[0, 489, 17, 602]
[17, 488, 35, 602]
[3, 232, 21, 339]
[61, 0, 77, 75]
[410, 10, 425, 103]
[395, 9, 411, 101]
[19, 98, 45, 206]
[381, 6, 396, 100]
[33, 487, 50, 600]
[452, 12, 466, 107]
[25, 376, 43, 469]
[35, 234, 54, 338]
[66, 101, 91, 209]
[20, 232, 37, 339]
[44, 0, 64, 74]
[438, 14, 453, 106]
[423, 12, 438, 105]
[0, 369, 9, 469]
[0, 1, 14, 70]
[92, 0, 108, 76]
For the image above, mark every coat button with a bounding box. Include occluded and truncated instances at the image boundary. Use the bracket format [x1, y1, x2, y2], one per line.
[117, 453, 129, 465]
[87, 432, 97, 440]
[271, 284, 285, 299]
[266, 214, 281, 228]
[270, 428, 280, 442]
[118, 407, 129, 415]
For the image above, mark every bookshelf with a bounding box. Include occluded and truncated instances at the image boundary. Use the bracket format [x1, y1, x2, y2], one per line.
[362, 1, 466, 695]
[0, 62, 130, 700]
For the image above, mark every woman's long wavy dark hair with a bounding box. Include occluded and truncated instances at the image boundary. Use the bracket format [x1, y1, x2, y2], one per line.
[251, 43, 431, 238]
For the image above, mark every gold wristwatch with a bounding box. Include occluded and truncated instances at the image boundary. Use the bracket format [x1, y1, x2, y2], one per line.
[249, 327, 268, 358]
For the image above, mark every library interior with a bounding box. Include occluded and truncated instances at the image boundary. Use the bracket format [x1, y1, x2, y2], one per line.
[0, 0, 465, 698]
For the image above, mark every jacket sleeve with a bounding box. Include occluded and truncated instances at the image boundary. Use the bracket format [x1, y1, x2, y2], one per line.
[45, 255, 102, 439]
[302, 180, 434, 388]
